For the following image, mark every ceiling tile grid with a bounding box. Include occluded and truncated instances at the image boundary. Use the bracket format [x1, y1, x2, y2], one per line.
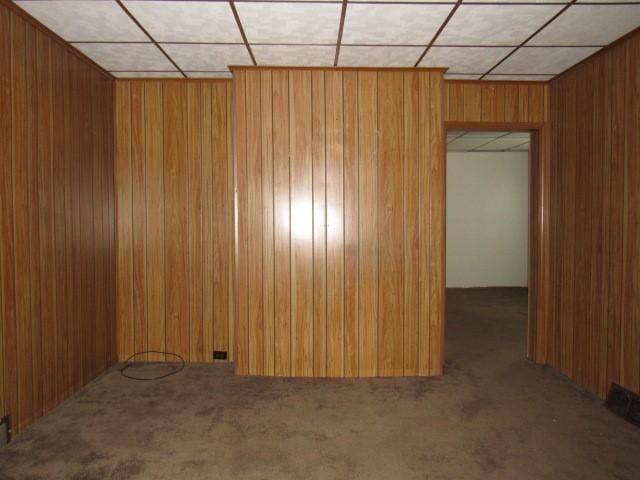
[11, 0, 640, 80]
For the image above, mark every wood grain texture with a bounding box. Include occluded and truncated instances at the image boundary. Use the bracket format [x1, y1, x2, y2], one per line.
[114, 80, 234, 364]
[234, 67, 445, 377]
[547, 29, 640, 397]
[444, 81, 547, 124]
[0, 2, 115, 433]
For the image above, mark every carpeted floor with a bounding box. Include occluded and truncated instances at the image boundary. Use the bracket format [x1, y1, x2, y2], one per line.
[1, 288, 638, 479]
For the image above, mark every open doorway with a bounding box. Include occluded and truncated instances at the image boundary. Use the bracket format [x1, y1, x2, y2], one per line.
[445, 129, 532, 369]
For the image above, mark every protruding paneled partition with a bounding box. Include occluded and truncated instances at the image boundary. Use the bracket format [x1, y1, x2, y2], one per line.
[233, 67, 446, 377]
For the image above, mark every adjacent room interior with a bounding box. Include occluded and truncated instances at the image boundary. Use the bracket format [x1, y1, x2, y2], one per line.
[0, 0, 639, 478]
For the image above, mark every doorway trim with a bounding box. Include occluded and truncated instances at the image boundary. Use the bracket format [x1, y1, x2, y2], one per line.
[443, 121, 550, 365]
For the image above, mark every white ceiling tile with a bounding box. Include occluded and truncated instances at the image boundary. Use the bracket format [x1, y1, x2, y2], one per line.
[493, 46, 600, 74]
[444, 74, 482, 80]
[476, 136, 531, 151]
[464, 0, 568, 3]
[162, 44, 252, 71]
[15, 0, 147, 41]
[464, 131, 510, 138]
[111, 71, 183, 78]
[420, 46, 513, 73]
[577, 0, 639, 3]
[252, 45, 336, 66]
[514, 142, 530, 151]
[528, 5, 640, 46]
[447, 136, 494, 152]
[360, 0, 456, 3]
[484, 74, 554, 81]
[186, 72, 233, 79]
[507, 133, 531, 142]
[72, 43, 175, 71]
[235, 2, 342, 44]
[436, 5, 564, 46]
[342, 4, 454, 45]
[338, 46, 424, 67]
[122, 1, 242, 43]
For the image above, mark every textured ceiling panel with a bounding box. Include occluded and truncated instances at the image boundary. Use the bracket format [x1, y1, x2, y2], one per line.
[235, 2, 342, 44]
[475, 136, 531, 151]
[185, 71, 233, 79]
[493, 46, 601, 74]
[436, 5, 564, 46]
[15, 0, 147, 41]
[72, 42, 175, 71]
[111, 71, 182, 78]
[484, 74, 554, 81]
[342, 4, 454, 45]
[420, 46, 514, 73]
[252, 45, 335, 66]
[122, 1, 243, 43]
[338, 46, 424, 67]
[528, 5, 640, 46]
[447, 136, 495, 152]
[464, 0, 568, 3]
[447, 132, 531, 152]
[444, 74, 482, 80]
[162, 44, 252, 71]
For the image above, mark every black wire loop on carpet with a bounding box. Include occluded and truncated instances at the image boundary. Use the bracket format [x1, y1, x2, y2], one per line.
[120, 351, 185, 381]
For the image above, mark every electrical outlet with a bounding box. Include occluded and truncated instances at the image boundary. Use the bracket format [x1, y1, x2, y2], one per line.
[213, 351, 228, 360]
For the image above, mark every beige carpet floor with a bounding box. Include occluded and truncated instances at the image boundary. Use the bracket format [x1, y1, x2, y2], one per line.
[0, 288, 638, 479]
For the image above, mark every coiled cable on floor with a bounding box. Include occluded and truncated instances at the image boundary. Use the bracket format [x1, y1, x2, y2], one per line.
[120, 351, 185, 381]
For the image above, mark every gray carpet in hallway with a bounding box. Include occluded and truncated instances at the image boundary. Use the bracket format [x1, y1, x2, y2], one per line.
[0, 288, 638, 479]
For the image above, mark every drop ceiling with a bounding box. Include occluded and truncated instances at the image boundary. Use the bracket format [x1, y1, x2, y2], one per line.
[13, 0, 640, 80]
[447, 131, 531, 152]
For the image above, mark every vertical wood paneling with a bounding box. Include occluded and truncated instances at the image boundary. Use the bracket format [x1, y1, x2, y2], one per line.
[213, 83, 232, 359]
[1, 2, 115, 433]
[343, 71, 359, 377]
[548, 29, 640, 397]
[325, 71, 344, 377]
[131, 83, 147, 361]
[145, 82, 165, 362]
[115, 80, 234, 364]
[403, 72, 420, 376]
[621, 33, 640, 394]
[377, 71, 403, 376]
[187, 84, 204, 361]
[418, 73, 431, 376]
[357, 72, 378, 377]
[164, 83, 190, 361]
[428, 72, 445, 376]
[312, 71, 327, 377]
[0, 2, 16, 423]
[246, 71, 264, 375]
[260, 72, 275, 376]
[234, 67, 445, 377]
[289, 70, 314, 377]
[272, 71, 291, 376]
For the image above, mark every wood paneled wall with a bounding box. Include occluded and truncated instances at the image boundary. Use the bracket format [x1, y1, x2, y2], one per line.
[547, 30, 640, 398]
[114, 80, 234, 363]
[444, 80, 548, 124]
[233, 67, 445, 377]
[0, 2, 115, 434]
[444, 79, 552, 365]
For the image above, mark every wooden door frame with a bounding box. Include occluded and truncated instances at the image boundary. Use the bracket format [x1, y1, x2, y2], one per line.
[443, 121, 549, 364]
